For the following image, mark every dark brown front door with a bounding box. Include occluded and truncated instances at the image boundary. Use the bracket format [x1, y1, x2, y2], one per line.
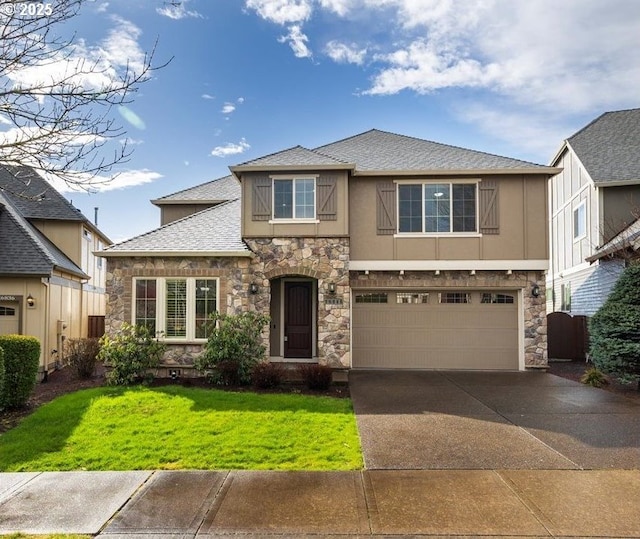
[284, 281, 313, 358]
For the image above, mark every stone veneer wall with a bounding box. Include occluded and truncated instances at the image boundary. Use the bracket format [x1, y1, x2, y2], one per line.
[105, 256, 255, 371]
[350, 269, 547, 368]
[245, 237, 350, 368]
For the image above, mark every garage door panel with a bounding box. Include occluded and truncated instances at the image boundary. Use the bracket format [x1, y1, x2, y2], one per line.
[352, 290, 519, 370]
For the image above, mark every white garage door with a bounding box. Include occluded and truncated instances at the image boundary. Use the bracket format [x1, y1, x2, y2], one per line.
[352, 290, 519, 370]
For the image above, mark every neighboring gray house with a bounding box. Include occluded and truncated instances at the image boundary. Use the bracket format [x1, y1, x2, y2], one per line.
[547, 108, 640, 316]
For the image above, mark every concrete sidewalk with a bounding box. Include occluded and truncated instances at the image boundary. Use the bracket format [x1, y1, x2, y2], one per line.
[2, 469, 640, 537]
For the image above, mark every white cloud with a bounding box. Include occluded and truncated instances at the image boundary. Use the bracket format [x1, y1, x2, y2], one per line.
[201, 93, 215, 100]
[96, 2, 109, 13]
[245, 0, 312, 25]
[278, 25, 312, 58]
[237, 97, 245, 104]
[44, 169, 163, 193]
[119, 137, 144, 145]
[99, 16, 147, 76]
[221, 103, 236, 114]
[156, 1, 203, 20]
[211, 138, 251, 157]
[325, 40, 367, 65]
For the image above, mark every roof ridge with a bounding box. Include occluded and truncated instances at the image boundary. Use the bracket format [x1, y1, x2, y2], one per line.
[153, 174, 234, 201]
[106, 197, 240, 249]
[233, 145, 307, 167]
[568, 108, 640, 142]
[315, 128, 544, 167]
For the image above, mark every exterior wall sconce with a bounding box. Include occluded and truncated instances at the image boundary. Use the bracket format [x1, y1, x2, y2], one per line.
[26, 294, 35, 308]
[531, 284, 541, 298]
[328, 282, 336, 295]
[249, 283, 259, 294]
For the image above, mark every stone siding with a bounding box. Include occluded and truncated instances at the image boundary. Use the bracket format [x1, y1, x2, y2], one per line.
[245, 237, 351, 368]
[350, 269, 547, 368]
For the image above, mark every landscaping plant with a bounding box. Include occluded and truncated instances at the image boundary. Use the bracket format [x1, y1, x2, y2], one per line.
[0, 345, 5, 405]
[0, 335, 40, 410]
[580, 366, 609, 388]
[589, 264, 640, 389]
[251, 361, 286, 389]
[195, 311, 269, 385]
[98, 324, 166, 386]
[297, 363, 333, 391]
[65, 338, 100, 379]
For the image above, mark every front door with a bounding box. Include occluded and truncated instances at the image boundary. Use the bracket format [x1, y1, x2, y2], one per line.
[284, 281, 313, 358]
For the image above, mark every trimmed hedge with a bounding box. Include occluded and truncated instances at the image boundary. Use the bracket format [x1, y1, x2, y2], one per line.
[0, 335, 40, 410]
[0, 345, 4, 405]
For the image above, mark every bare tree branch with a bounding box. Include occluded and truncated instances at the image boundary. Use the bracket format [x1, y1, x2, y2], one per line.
[0, 0, 170, 191]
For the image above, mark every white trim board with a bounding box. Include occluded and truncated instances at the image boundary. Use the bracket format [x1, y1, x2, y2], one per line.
[349, 260, 549, 271]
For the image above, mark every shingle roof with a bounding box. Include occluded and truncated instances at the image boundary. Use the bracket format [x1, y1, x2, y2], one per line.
[0, 193, 87, 277]
[586, 217, 640, 262]
[313, 129, 549, 172]
[234, 145, 351, 169]
[152, 174, 241, 204]
[566, 109, 640, 185]
[100, 198, 250, 255]
[0, 166, 86, 220]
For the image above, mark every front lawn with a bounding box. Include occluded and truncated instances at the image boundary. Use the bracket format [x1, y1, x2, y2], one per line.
[0, 386, 362, 471]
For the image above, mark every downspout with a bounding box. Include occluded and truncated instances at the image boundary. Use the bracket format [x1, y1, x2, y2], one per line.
[40, 276, 50, 378]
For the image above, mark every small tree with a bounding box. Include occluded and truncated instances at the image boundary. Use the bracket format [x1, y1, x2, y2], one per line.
[65, 337, 100, 379]
[98, 324, 165, 386]
[0, 334, 40, 410]
[590, 264, 640, 389]
[195, 312, 269, 386]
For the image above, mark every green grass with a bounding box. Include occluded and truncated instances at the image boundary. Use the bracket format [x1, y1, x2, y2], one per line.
[0, 386, 362, 472]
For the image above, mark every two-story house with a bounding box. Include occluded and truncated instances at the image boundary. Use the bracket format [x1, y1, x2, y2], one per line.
[547, 108, 640, 317]
[0, 165, 111, 376]
[100, 130, 557, 375]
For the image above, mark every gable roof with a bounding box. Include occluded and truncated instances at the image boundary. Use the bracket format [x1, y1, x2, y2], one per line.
[0, 192, 87, 278]
[100, 198, 250, 257]
[231, 129, 556, 176]
[233, 145, 351, 171]
[151, 174, 241, 205]
[563, 108, 640, 185]
[586, 217, 640, 263]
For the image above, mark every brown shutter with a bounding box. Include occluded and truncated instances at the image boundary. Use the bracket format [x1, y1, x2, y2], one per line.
[479, 180, 499, 234]
[317, 175, 337, 221]
[252, 176, 271, 221]
[376, 181, 396, 235]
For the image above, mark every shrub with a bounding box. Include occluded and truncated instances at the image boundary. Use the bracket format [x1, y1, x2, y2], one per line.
[195, 312, 269, 386]
[252, 361, 286, 389]
[580, 366, 609, 388]
[98, 324, 166, 386]
[590, 264, 640, 388]
[297, 364, 333, 391]
[66, 338, 100, 379]
[0, 345, 4, 405]
[0, 335, 40, 410]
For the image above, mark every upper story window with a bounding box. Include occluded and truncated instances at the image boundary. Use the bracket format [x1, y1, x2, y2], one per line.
[273, 178, 316, 220]
[397, 182, 477, 234]
[573, 201, 586, 240]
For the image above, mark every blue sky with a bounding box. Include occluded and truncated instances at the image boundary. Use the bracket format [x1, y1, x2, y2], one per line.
[20, 0, 640, 242]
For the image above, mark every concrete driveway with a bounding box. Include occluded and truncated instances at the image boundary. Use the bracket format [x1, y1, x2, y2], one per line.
[349, 369, 640, 470]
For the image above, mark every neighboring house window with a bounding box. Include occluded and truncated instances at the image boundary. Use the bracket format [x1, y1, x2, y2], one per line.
[397, 292, 429, 304]
[133, 277, 218, 340]
[398, 182, 477, 233]
[273, 178, 315, 219]
[355, 293, 388, 303]
[561, 283, 571, 311]
[573, 202, 586, 240]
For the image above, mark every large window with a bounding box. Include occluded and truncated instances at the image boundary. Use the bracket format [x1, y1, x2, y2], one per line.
[273, 178, 315, 219]
[133, 277, 218, 340]
[398, 182, 477, 233]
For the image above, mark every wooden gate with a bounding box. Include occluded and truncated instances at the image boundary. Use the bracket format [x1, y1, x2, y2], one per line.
[547, 312, 589, 360]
